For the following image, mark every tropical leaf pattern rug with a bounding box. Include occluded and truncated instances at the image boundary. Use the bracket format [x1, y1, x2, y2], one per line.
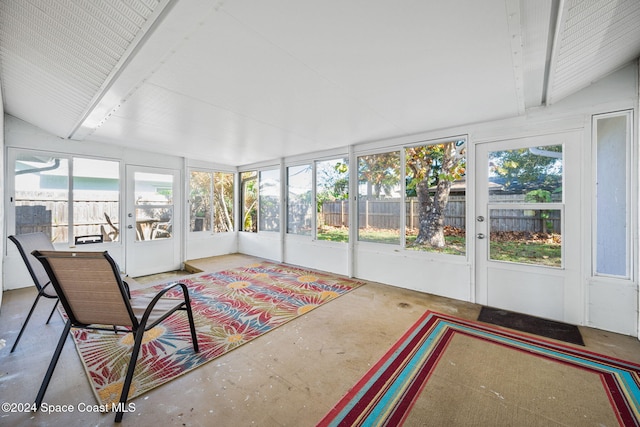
[70, 261, 364, 406]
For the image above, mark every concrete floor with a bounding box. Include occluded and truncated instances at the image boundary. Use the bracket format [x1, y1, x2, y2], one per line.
[1, 254, 640, 426]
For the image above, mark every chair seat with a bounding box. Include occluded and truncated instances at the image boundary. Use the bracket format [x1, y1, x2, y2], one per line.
[129, 295, 187, 326]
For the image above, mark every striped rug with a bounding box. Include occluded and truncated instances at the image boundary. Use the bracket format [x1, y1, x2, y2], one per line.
[318, 311, 640, 426]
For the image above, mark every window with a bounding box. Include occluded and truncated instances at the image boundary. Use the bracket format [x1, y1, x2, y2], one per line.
[259, 169, 280, 232]
[241, 171, 257, 232]
[405, 141, 466, 255]
[287, 165, 312, 235]
[189, 171, 212, 232]
[13, 151, 121, 244]
[357, 152, 401, 244]
[593, 111, 632, 277]
[73, 158, 120, 242]
[189, 170, 234, 233]
[14, 153, 69, 242]
[316, 158, 349, 242]
[487, 144, 563, 267]
[214, 172, 234, 232]
[134, 172, 173, 241]
[354, 139, 467, 254]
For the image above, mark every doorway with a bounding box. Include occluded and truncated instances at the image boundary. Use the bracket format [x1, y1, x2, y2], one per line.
[474, 132, 582, 323]
[125, 165, 181, 277]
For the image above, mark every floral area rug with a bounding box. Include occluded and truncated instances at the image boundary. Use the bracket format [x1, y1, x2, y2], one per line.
[70, 261, 365, 406]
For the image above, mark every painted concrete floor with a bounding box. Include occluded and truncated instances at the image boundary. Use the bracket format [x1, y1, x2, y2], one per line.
[1, 254, 640, 426]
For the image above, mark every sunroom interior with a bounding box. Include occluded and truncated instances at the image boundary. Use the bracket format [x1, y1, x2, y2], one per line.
[2, 0, 640, 335]
[1, 0, 640, 380]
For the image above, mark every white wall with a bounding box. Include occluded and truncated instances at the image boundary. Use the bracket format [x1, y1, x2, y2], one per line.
[0, 83, 4, 308]
[284, 236, 349, 276]
[238, 231, 281, 262]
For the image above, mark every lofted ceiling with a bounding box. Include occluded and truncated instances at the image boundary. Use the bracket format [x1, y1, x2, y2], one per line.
[1, 0, 639, 166]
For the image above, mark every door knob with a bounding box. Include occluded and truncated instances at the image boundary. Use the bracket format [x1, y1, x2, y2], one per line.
[476, 216, 485, 222]
[477, 233, 485, 239]
[127, 225, 133, 229]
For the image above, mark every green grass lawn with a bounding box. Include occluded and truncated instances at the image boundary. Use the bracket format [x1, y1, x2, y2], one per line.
[317, 226, 561, 266]
[490, 240, 561, 267]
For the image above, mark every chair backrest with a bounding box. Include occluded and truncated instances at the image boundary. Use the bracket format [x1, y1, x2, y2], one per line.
[9, 233, 57, 297]
[32, 251, 137, 328]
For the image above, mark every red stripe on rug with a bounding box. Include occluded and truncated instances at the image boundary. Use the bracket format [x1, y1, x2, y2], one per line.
[316, 310, 436, 426]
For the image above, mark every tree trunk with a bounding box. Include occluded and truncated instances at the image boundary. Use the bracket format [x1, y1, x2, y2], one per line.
[414, 142, 456, 248]
[218, 188, 233, 232]
[414, 179, 453, 247]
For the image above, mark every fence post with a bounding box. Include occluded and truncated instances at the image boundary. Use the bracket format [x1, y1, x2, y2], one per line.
[410, 199, 414, 229]
[365, 200, 369, 228]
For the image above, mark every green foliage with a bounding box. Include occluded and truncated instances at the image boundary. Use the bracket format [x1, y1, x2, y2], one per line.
[405, 141, 466, 197]
[524, 189, 551, 203]
[241, 171, 258, 231]
[317, 159, 349, 212]
[490, 145, 562, 191]
[358, 152, 401, 198]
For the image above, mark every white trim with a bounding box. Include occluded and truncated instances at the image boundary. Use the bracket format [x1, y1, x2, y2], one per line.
[591, 110, 634, 280]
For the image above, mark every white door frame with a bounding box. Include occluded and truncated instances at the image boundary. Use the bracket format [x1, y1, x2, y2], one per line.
[474, 131, 582, 323]
[125, 164, 181, 277]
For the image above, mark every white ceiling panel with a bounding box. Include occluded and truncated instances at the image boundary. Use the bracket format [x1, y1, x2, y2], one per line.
[520, 0, 556, 108]
[0, 0, 170, 136]
[88, 0, 525, 163]
[218, 0, 522, 131]
[547, 0, 640, 104]
[2, 0, 640, 166]
[90, 83, 321, 164]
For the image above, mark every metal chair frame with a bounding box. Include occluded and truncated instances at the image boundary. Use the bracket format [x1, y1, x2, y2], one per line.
[8, 233, 59, 353]
[32, 250, 199, 423]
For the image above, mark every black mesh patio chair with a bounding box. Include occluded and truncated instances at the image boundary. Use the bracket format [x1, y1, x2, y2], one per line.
[32, 250, 199, 423]
[8, 233, 59, 353]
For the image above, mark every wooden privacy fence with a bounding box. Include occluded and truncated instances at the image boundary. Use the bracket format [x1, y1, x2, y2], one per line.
[15, 200, 120, 242]
[322, 195, 561, 233]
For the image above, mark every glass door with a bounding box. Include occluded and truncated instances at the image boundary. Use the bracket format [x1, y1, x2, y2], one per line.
[475, 132, 581, 322]
[125, 165, 181, 277]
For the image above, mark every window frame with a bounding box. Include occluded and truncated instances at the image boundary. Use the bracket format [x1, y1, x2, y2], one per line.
[258, 168, 281, 233]
[9, 147, 122, 246]
[286, 163, 313, 236]
[591, 110, 634, 280]
[314, 156, 350, 243]
[188, 168, 235, 235]
[353, 137, 468, 258]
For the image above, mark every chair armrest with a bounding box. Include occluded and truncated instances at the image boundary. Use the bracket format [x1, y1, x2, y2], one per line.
[138, 282, 191, 330]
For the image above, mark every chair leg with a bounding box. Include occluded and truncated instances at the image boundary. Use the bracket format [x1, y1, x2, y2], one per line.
[114, 328, 145, 423]
[45, 299, 59, 324]
[35, 319, 71, 409]
[185, 303, 199, 353]
[10, 292, 44, 353]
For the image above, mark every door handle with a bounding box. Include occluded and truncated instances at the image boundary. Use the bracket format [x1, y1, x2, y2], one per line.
[127, 225, 134, 229]
[477, 233, 485, 239]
